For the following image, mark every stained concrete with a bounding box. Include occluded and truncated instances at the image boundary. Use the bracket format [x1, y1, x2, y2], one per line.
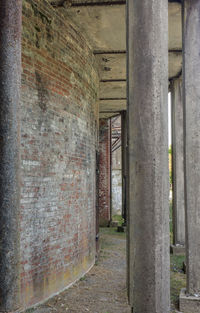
[127, 0, 170, 312]
[180, 289, 200, 313]
[100, 81, 126, 99]
[182, 0, 200, 302]
[53, 1, 182, 117]
[96, 53, 126, 80]
[121, 111, 127, 223]
[99, 99, 126, 113]
[171, 78, 185, 248]
[0, 0, 22, 311]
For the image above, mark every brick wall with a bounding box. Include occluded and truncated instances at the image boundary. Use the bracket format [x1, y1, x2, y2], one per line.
[99, 119, 111, 226]
[20, 0, 99, 308]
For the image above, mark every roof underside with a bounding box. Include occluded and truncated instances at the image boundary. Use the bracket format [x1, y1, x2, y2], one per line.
[50, 0, 182, 118]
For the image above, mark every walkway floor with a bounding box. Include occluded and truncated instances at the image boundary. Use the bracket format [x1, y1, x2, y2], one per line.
[26, 228, 131, 313]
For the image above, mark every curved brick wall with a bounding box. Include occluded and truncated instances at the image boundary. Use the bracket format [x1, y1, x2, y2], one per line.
[20, 0, 99, 308]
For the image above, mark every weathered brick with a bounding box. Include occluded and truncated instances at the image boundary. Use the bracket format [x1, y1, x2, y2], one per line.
[20, 0, 99, 308]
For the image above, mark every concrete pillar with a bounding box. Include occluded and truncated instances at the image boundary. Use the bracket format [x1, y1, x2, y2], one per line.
[99, 119, 111, 226]
[0, 1, 22, 311]
[171, 78, 185, 256]
[127, 1, 170, 312]
[180, 1, 200, 311]
[121, 111, 127, 225]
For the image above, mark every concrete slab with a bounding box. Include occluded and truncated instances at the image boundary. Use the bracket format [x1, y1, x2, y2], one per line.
[61, 2, 181, 52]
[170, 244, 185, 256]
[169, 52, 182, 79]
[100, 99, 126, 112]
[169, 2, 182, 50]
[64, 4, 126, 51]
[180, 288, 200, 313]
[100, 81, 126, 99]
[52, 1, 182, 115]
[95, 53, 126, 80]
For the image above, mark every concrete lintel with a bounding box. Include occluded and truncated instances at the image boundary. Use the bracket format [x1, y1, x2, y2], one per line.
[180, 289, 200, 313]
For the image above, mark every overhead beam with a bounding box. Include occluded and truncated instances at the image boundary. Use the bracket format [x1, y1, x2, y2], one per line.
[51, 0, 181, 7]
[94, 50, 126, 55]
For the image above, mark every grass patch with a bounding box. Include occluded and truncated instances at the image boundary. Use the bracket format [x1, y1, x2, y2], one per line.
[99, 227, 126, 253]
[112, 214, 124, 226]
[100, 227, 126, 238]
[25, 309, 35, 313]
[170, 254, 186, 311]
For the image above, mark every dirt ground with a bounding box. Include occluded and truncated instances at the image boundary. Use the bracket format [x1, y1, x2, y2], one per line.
[26, 228, 131, 313]
[25, 227, 186, 313]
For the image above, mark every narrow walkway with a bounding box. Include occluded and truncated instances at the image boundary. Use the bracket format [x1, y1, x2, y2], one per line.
[27, 228, 131, 313]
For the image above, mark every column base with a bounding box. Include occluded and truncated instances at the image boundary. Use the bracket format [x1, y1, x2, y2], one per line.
[180, 288, 200, 313]
[170, 244, 185, 255]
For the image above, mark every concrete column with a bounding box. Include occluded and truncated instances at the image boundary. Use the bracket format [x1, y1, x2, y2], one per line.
[127, 1, 170, 312]
[121, 111, 127, 225]
[99, 119, 111, 226]
[171, 78, 185, 255]
[0, 0, 22, 311]
[180, 1, 200, 311]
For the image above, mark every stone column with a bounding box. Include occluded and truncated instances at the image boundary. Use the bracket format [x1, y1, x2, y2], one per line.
[180, 1, 200, 311]
[171, 78, 185, 256]
[127, 1, 170, 312]
[0, 1, 22, 311]
[121, 111, 127, 225]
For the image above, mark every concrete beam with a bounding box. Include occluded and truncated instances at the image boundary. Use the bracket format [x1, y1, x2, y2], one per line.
[51, 0, 182, 6]
[0, 0, 22, 311]
[99, 112, 120, 118]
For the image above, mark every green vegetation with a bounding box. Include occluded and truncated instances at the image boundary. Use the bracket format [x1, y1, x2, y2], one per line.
[170, 199, 186, 312]
[112, 214, 124, 226]
[170, 255, 186, 312]
[100, 227, 126, 239]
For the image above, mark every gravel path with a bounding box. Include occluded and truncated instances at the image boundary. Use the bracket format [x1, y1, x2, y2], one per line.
[26, 228, 131, 313]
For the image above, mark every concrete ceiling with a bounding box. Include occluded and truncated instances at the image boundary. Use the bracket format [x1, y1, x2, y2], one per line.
[53, 0, 182, 118]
